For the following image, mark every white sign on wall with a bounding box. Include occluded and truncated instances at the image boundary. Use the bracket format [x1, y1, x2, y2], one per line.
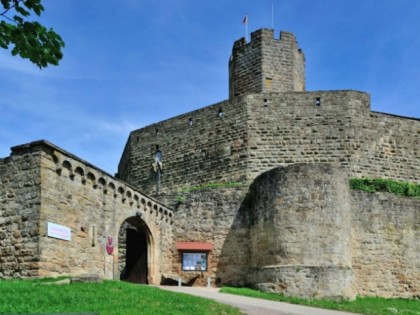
[47, 222, 71, 241]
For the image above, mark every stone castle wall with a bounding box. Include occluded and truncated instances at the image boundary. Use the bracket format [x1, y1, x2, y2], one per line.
[118, 83, 419, 298]
[159, 163, 419, 298]
[0, 152, 42, 278]
[246, 91, 420, 183]
[119, 90, 419, 197]
[245, 91, 369, 181]
[119, 97, 250, 194]
[158, 186, 250, 286]
[1, 141, 174, 282]
[351, 190, 420, 298]
[351, 111, 420, 183]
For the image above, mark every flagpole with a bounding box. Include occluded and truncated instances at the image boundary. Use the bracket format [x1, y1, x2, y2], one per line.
[271, 3, 274, 30]
[244, 15, 248, 42]
[246, 15, 248, 42]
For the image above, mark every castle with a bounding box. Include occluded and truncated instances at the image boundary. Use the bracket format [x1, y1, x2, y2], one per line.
[0, 29, 419, 300]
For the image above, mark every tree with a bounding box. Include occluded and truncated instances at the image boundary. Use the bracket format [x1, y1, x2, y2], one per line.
[0, 0, 64, 68]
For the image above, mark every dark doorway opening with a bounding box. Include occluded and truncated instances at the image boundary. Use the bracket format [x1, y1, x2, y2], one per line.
[121, 228, 148, 284]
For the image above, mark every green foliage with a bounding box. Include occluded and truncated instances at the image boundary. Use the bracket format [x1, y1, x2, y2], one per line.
[0, 0, 64, 68]
[0, 279, 242, 315]
[220, 287, 420, 315]
[175, 194, 185, 204]
[349, 177, 420, 198]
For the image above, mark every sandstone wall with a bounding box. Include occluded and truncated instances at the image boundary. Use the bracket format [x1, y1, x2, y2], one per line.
[0, 151, 42, 278]
[1, 141, 174, 282]
[245, 91, 369, 181]
[158, 186, 250, 287]
[351, 112, 420, 183]
[242, 164, 419, 299]
[246, 164, 354, 299]
[351, 190, 420, 298]
[165, 165, 419, 298]
[120, 89, 419, 198]
[119, 97, 250, 195]
[245, 91, 419, 184]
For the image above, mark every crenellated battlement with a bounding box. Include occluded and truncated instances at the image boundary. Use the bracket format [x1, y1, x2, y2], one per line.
[231, 29, 301, 50]
[229, 29, 305, 98]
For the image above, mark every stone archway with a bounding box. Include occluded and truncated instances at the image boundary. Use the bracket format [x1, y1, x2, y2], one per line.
[118, 216, 153, 284]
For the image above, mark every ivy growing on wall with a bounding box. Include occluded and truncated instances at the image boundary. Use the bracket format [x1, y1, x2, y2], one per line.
[349, 178, 420, 198]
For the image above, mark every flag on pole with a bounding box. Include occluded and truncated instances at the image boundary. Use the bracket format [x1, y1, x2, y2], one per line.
[243, 15, 248, 42]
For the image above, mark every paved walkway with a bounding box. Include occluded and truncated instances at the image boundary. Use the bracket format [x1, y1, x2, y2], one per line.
[158, 286, 362, 315]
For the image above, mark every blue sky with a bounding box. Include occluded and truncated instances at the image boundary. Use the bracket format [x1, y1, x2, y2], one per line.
[1, 0, 419, 174]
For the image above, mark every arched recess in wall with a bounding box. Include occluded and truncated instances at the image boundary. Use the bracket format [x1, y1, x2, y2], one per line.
[51, 152, 62, 174]
[118, 216, 155, 284]
[86, 172, 97, 188]
[62, 160, 74, 178]
[74, 166, 85, 183]
[98, 178, 107, 192]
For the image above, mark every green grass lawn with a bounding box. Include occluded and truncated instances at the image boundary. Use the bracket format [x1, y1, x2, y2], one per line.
[2, 278, 419, 315]
[0, 278, 241, 315]
[220, 287, 420, 315]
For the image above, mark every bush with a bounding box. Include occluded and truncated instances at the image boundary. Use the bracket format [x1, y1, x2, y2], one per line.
[349, 178, 420, 198]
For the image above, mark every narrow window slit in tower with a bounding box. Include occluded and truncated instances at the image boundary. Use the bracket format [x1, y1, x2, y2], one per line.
[188, 118, 193, 126]
[154, 145, 162, 162]
[155, 128, 159, 137]
[315, 98, 321, 106]
[154, 145, 162, 193]
[91, 225, 96, 247]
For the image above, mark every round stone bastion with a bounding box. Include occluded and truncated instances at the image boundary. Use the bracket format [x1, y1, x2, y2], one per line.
[247, 163, 355, 300]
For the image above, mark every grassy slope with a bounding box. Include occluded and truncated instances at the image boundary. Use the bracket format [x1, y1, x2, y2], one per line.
[220, 287, 420, 315]
[0, 279, 242, 315]
[1, 279, 419, 315]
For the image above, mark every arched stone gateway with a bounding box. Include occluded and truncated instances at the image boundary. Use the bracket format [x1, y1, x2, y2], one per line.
[118, 216, 154, 284]
[0, 141, 174, 282]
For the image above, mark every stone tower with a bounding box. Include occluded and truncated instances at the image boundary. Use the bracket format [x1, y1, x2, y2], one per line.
[229, 28, 305, 98]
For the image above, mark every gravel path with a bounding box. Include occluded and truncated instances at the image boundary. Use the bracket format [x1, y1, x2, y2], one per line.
[157, 286, 362, 315]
